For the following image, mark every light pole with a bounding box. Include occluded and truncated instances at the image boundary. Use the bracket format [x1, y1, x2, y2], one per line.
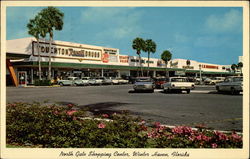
[199, 64, 202, 85]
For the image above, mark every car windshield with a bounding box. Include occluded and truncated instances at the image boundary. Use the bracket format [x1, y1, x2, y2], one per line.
[136, 78, 151, 82]
[171, 78, 187, 82]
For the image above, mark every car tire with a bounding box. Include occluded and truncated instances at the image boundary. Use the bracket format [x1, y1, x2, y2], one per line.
[230, 87, 236, 95]
[186, 89, 190, 94]
[59, 83, 63, 86]
[231, 87, 239, 95]
[150, 90, 154, 93]
[216, 86, 220, 92]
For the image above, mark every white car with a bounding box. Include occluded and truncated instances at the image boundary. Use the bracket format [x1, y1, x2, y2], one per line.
[88, 77, 103, 85]
[81, 77, 90, 85]
[110, 77, 119, 85]
[57, 77, 84, 86]
[117, 78, 129, 84]
[163, 77, 195, 94]
[216, 76, 243, 95]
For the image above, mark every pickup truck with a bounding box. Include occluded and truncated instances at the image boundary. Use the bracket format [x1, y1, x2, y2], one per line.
[163, 77, 195, 94]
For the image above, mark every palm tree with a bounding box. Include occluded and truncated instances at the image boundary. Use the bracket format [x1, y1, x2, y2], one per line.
[27, 15, 45, 81]
[231, 64, 237, 73]
[132, 37, 145, 77]
[39, 7, 64, 80]
[144, 39, 156, 77]
[237, 62, 243, 74]
[161, 50, 172, 77]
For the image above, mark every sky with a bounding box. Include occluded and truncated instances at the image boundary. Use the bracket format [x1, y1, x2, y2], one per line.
[6, 7, 243, 65]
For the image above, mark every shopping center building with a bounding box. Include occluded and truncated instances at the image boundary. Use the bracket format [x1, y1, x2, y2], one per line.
[6, 37, 235, 86]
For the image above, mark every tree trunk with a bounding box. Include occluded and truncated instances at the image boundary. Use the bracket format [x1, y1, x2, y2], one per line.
[48, 34, 52, 80]
[165, 61, 169, 77]
[147, 52, 150, 77]
[36, 39, 42, 80]
[138, 54, 143, 77]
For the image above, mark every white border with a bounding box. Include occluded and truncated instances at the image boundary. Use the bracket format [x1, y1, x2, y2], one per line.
[1, 1, 249, 159]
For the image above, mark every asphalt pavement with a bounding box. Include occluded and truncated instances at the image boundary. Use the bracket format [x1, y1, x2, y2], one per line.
[6, 84, 243, 132]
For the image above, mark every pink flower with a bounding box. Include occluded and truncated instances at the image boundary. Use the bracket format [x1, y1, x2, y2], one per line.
[102, 114, 109, 118]
[67, 104, 74, 109]
[211, 143, 218, 148]
[231, 133, 242, 141]
[154, 122, 161, 128]
[66, 110, 77, 116]
[53, 110, 59, 115]
[188, 136, 195, 141]
[147, 132, 153, 138]
[140, 120, 146, 124]
[196, 135, 202, 141]
[214, 131, 228, 141]
[98, 123, 106, 129]
[73, 116, 77, 120]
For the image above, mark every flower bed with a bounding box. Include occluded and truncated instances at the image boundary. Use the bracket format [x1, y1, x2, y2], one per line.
[6, 102, 242, 148]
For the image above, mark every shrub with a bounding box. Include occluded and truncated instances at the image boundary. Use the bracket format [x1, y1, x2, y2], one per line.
[6, 102, 242, 148]
[34, 80, 51, 86]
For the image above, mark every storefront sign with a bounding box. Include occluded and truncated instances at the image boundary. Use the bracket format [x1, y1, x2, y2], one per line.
[33, 41, 102, 61]
[175, 71, 186, 76]
[202, 64, 219, 69]
[104, 48, 118, 55]
[182, 66, 194, 69]
[157, 60, 165, 67]
[109, 55, 118, 62]
[102, 53, 109, 63]
[119, 56, 129, 63]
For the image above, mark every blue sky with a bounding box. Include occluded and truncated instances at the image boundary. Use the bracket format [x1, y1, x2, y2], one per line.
[7, 7, 243, 65]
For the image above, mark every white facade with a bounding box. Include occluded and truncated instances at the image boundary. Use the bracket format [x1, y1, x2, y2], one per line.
[169, 59, 229, 73]
[7, 37, 230, 73]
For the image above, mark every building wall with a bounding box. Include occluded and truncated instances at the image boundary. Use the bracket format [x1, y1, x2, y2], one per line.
[169, 59, 228, 72]
[7, 37, 230, 72]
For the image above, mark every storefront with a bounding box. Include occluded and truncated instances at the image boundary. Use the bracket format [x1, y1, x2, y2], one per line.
[6, 37, 235, 86]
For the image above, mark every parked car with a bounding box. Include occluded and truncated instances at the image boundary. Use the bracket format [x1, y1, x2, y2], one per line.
[216, 76, 243, 95]
[133, 77, 155, 93]
[57, 77, 83, 86]
[154, 77, 167, 89]
[89, 77, 103, 85]
[210, 77, 225, 85]
[101, 77, 113, 85]
[163, 77, 195, 94]
[110, 77, 119, 85]
[117, 78, 129, 84]
[81, 77, 90, 86]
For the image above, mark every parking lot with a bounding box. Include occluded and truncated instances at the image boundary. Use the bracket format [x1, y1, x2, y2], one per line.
[6, 84, 243, 132]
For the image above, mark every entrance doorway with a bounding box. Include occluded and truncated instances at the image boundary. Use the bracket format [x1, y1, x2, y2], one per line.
[18, 71, 27, 86]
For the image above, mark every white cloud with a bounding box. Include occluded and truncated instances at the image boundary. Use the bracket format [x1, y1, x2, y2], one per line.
[204, 9, 242, 33]
[174, 33, 190, 43]
[193, 36, 232, 48]
[81, 7, 143, 39]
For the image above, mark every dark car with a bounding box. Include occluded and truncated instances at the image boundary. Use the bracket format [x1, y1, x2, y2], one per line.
[154, 77, 167, 89]
[133, 77, 155, 93]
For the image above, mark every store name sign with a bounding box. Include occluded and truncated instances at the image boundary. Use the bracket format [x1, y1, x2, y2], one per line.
[182, 66, 194, 69]
[33, 42, 102, 60]
[202, 64, 219, 69]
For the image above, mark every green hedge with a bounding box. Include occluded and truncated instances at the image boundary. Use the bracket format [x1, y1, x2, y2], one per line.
[6, 102, 242, 148]
[34, 80, 51, 86]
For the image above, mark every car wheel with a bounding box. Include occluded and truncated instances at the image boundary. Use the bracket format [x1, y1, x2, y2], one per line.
[150, 90, 154, 93]
[59, 83, 63, 86]
[231, 87, 236, 95]
[216, 86, 220, 92]
[186, 89, 190, 94]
